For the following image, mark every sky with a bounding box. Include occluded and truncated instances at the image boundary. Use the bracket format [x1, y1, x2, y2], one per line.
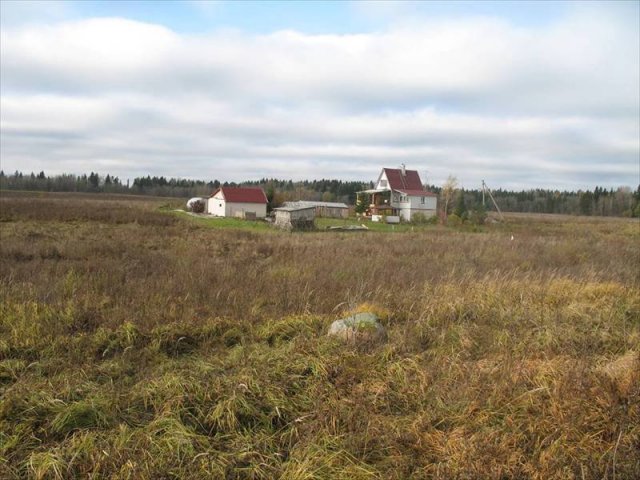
[1, 0, 639, 190]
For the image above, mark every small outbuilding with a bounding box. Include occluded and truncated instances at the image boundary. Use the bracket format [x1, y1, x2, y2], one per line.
[207, 187, 268, 218]
[282, 201, 349, 218]
[273, 206, 316, 231]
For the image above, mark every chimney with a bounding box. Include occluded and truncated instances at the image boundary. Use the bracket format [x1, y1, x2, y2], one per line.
[401, 164, 406, 176]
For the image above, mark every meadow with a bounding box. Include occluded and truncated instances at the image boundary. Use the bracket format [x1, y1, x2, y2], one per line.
[0, 191, 638, 479]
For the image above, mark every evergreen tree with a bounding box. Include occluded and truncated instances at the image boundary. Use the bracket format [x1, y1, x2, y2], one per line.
[88, 172, 100, 189]
[453, 190, 467, 218]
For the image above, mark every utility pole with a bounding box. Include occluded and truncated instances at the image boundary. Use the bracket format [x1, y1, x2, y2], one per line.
[482, 180, 504, 221]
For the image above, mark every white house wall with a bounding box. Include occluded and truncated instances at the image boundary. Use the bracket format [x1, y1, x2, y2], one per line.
[375, 170, 390, 190]
[207, 191, 267, 218]
[396, 196, 437, 221]
[207, 192, 226, 216]
[227, 202, 267, 218]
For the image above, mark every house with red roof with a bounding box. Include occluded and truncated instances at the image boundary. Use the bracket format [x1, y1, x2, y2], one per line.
[358, 165, 437, 221]
[207, 187, 268, 219]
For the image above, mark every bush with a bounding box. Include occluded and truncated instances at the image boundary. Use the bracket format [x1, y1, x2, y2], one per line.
[447, 213, 462, 226]
[468, 205, 488, 225]
[355, 194, 369, 214]
[411, 213, 437, 225]
[190, 200, 205, 214]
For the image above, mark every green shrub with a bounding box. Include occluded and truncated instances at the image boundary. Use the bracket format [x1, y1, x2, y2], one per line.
[410, 212, 427, 224]
[411, 212, 438, 225]
[468, 205, 488, 225]
[447, 213, 462, 226]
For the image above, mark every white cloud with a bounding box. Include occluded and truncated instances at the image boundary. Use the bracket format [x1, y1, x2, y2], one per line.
[1, 8, 638, 189]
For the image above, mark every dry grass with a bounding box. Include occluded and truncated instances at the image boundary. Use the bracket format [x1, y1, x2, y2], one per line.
[1, 191, 639, 479]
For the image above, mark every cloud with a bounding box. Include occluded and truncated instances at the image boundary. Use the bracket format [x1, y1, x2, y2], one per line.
[1, 7, 638, 189]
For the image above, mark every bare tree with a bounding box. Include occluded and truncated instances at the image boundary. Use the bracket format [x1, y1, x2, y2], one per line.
[441, 175, 458, 222]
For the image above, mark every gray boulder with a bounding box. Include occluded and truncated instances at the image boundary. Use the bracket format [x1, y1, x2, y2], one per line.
[328, 312, 386, 343]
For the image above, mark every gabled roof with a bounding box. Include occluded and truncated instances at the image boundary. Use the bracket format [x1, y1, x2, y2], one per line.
[211, 187, 268, 204]
[378, 168, 437, 197]
[382, 168, 424, 190]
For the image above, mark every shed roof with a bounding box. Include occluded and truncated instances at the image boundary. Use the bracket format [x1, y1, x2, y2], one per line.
[274, 206, 316, 212]
[211, 187, 268, 204]
[283, 201, 349, 209]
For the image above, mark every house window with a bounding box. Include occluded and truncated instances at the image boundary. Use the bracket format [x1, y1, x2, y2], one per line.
[421, 197, 425, 204]
[393, 193, 399, 202]
[380, 179, 388, 188]
[400, 195, 407, 202]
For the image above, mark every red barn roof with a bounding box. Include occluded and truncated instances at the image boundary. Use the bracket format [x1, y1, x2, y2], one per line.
[211, 187, 268, 204]
[383, 168, 424, 190]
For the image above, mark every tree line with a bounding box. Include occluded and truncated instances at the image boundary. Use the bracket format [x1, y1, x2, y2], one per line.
[457, 185, 639, 218]
[1, 170, 638, 217]
[0, 171, 370, 205]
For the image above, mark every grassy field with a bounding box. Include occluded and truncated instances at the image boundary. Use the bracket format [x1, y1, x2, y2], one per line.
[172, 210, 433, 233]
[1, 191, 639, 479]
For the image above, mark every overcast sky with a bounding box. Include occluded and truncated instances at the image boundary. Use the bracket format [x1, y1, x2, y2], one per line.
[1, 0, 638, 189]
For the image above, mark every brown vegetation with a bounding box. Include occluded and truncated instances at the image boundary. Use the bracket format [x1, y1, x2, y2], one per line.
[1, 191, 638, 479]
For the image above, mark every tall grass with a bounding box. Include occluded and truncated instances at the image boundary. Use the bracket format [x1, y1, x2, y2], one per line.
[1, 192, 638, 479]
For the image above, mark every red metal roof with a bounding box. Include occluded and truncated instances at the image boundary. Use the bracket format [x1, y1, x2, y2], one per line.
[396, 189, 438, 197]
[382, 168, 437, 197]
[383, 168, 424, 190]
[211, 187, 268, 204]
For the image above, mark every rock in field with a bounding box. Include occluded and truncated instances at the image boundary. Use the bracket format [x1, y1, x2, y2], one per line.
[328, 312, 386, 343]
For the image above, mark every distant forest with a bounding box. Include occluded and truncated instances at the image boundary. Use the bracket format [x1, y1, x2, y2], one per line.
[1, 170, 639, 217]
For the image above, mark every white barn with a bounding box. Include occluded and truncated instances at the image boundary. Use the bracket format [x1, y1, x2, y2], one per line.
[207, 187, 268, 219]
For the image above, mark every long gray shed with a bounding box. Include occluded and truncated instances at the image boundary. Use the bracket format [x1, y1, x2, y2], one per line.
[282, 201, 349, 218]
